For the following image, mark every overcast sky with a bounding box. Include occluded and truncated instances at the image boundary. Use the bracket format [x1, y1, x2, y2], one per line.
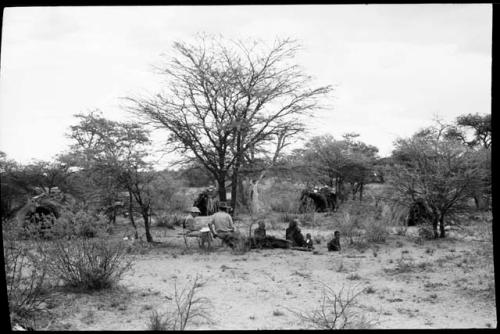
[0, 4, 491, 168]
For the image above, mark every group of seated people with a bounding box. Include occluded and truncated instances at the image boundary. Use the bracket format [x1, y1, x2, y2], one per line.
[254, 218, 341, 252]
[184, 203, 341, 252]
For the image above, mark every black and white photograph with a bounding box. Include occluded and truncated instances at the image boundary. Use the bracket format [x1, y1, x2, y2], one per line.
[0, 4, 494, 330]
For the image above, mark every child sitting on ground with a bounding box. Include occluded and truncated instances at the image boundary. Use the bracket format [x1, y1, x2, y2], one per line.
[305, 233, 314, 250]
[327, 231, 341, 251]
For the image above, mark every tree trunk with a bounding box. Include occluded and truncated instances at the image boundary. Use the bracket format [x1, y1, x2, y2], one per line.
[217, 175, 227, 202]
[128, 191, 138, 239]
[250, 179, 262, 216]
[359, 183, 364, 201]
[439, 214, 446, 238]
[142, 207, 153, 243]
[230, 170, 239, 216]
[111, 206, 117, 224]
[432, 215, 439, 239]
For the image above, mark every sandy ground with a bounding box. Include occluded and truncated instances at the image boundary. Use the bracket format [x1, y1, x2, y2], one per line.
[32, 214, 496, 330]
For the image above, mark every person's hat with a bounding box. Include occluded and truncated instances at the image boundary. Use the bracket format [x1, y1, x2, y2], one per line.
[189, 207, 201, 213]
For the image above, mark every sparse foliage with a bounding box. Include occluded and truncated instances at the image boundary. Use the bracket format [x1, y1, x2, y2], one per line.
[147, 275, 212, 330]
[38, 238, 132, 290]
[290, 284, 375, 329]
[391, 121, 486, 238]
[127, 35, 331, 213]
[4, 239, 49, 321]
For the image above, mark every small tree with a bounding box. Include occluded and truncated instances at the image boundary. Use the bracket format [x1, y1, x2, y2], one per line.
[67, 111, 157, 242]
[445, 113, 491, 210]
[391, 123, 486, 238]
[294, 134, 378, 202]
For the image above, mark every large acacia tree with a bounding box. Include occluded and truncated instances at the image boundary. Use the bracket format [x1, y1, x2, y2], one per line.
[127, 36, 331, 211]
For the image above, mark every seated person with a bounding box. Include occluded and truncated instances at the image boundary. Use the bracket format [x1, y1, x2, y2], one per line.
[305, 233, 314, 250]
[252, 221, 290, 249]
[327, 231, 341, 251]
[208, 202, 241, 249]
[253, 221, 267, 247]
[183, 206, 211, 248]
[184, 207, 201, 231]
[286, 219, 307, 247]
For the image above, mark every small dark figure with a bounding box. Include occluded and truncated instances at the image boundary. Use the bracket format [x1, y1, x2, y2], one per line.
[327, 231, 341, 251]
[305, 233, 314, 250]
[253, 221, 267, 248]
[286, 219, 307, 247]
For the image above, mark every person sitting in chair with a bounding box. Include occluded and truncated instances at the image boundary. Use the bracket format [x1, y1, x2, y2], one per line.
[183, 207, 211, 249]
[208, 202, 241, 249]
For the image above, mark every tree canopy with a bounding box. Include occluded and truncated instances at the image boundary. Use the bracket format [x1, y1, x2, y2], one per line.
[127, 35, 332, 209]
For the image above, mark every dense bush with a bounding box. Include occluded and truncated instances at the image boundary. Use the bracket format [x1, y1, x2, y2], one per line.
[19, 209, 107, 240]
[418, 224, 435, 240]
[39, 238, 132, 290]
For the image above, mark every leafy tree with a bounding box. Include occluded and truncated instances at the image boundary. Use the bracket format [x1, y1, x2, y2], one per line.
[127, 35, 331, 214]
[444, 113, 491, 209]
[391, 123, 486, 238]
[294, 134, 379, 202]
[68, 111, 157, 242]
[0, 153, 77, 221]
[179, 163, 212, 188]
[445, 113, 491, 149]
[1, 152, 24, 221]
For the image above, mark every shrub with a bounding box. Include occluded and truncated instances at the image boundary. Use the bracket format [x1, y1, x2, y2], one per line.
[35, 210, 108, 240]
[418, 224, 435, 240]
[365, 218, 388, 243]
[337, 212, 364, 245]
[347, 273, 361, 280]
[4, 239, 49, 321]
[273, 309, 285, 316]
[231, 235, 252, 255]
[270, 197, 300, 213]
[165, 192, 192, 213]
[147, 275, 212, 330]
[364, 286, 376, 294]
[289, 284, 376, 329]
[39, 238, 132, 290]
[384, 257, 416, 275]
[279, 212, 299, 224]
[156, 214, 183, 229]
[148, 311, 169, 330]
